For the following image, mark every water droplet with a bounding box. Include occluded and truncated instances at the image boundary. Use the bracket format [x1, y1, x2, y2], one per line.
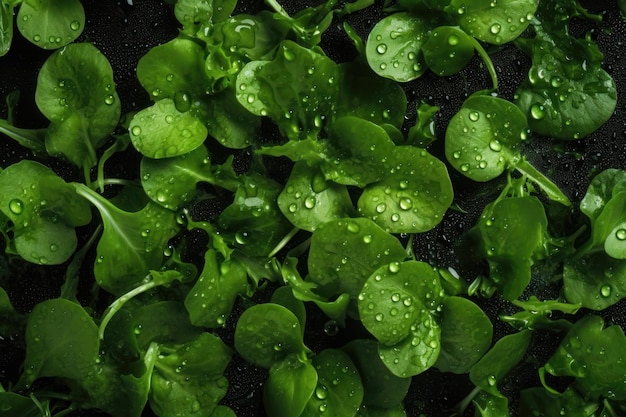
[489, 140, 502, 152]
[347, 222, 360, 233]
[375, 313, 384, 322]
[323, 320, 338, 336]
[49, 244, 58, 252]
[601, 285, 612, 297]
[376, 203, 387, 213]
[70, 20, 81, 31]
[33, 34, 41, 42]
[304, 197, 316, 209]
[363, 234, 372, 244]
[448, 35, 459, 46]
[283, 47, 295, 61]
[460, 163, 470, 172]
[131, 126, 142, 136]
[391, 293, 401, 302]
[616, 229, 626, 240]
[399, 197, 413, 211]
[315, 385, 328, 400]
[376, 44, 387, 54]
[288, 203, 297, 213]
[530, 103, 545, 120]
[166, 73, 174, 82]
[388, 262, 400, 273]
[490, 23, 501, 35]
[9, 199, 23, 214]
[468, 111, 480, 122]
[487, 375, 497, 386]
[247, 94, 255, 104]
[104, 94, 115, 105]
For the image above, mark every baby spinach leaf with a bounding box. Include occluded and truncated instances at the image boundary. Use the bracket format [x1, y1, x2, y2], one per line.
[236, 40, 339, 140]
[263, 354, 317, 417]
[563, 252, 626, 311]
[307, 218, 407, 300]
[542, 315, 626, 401]
[270, 286, 307, 333]
[300, 349, 363, 417]
[445, 94, 570, 205]
[217, 173, 293, 257]
[445, 0, 537, 45]
[358, 261, 444, 377]
[0, 1, 13, 57]
[129, 99, 208, 159]
[150, 332, 232, 417]
[278, 162, 354, 232]
[35, 43, 120, 170]
[466, 196, 548, 300]
[16, 0, 84, 50]
[74, 184, 181, 295]
[342, 339, 411, 409]
[514, 20, 616, 140]
[19, 298, 99, 389]
[357, 146, 453, 233]
[184, 249, 250, 328]
[434, 296, 493, 374]
[469, 330, 531, 397]
[421, 26, 475, 76]
[234, 303, 307, 369]
[140, 145, 212, 211]
[365, 12, 431, 82]
[336, 61, 407, 129]
[0, 160, 91, 265]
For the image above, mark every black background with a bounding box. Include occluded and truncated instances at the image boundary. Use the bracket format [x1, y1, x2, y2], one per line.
[1, 1, 626, 416]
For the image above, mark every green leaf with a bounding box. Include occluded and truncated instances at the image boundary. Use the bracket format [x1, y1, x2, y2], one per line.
[543, 315, 626, 401]
[422, 26, 475, 76]
[308, 218, 407, 299]
[365, 12, 431, 82]
[0, 160, 91, 265]
[234, 303, 307, 369]
[519, 387, 599, 417]
[278, 162, 354, 232]
[342, 339, 411, 409]
[150, 333, 232, 417]
[263, 355, 317, 417]
[16, 0, 84, 49]
[472, 390, 509, 417]
[74, 184, 181, 295]
[469, 330, 531, 397]
[358, 146, 453, 233]
[19, 298, 99, 388]
[0, 1, 13, 56]
[300, 349, 364, 417]
[129, 99, 208, 158]
[434, 296, 493, 374]
[0, 393, 49, 417]
[35, 43, 120, 169]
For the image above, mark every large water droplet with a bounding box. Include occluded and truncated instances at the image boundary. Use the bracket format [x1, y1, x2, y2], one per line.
[9, 199, 23, 215]
[376, 43, 388, 54]
[530, 104, 545, 120]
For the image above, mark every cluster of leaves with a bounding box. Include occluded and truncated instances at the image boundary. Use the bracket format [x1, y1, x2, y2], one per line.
[0, 0, 625, 416]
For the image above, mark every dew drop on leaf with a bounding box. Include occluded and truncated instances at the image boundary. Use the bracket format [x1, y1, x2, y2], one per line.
[9, 199, 23, 214]
[376, 43, 388, 54]
[468, 111, 479, 122]
[530, 103, 545, 120]
[615, 229, 626, 241]
[601, 285, 612, 297]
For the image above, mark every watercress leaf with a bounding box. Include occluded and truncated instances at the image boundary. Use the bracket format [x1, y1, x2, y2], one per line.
[0, 2, 13, 57]
[263, 354, 317, 417]
[446, 0, 537, 45]
[359, 260, 443, 346]
[278, 162, 354, 232]
[129, 99, 208, 159]
[434, 296, 493, 374]
[234, 303, 307, 369]
[472, 390, 509, 417]
[445, 95, 526, 182]
[337, 61, 407, 129]
[184, 249, 250, 328]
[217, 173, 292, 256]
[136, 36, 208, 102]
[377, 310, 440, 378]
[0, 160, 92, 265]
[150, 332, 232, 417]
[200, 86, 261, 149]
[236, 40, 339, 140]
[519, 386, 600, 417]
[580, 169, 626, 223]
[16, 0, 84, 49]
[35, 43, 121, 169]
[365, 12, 431, 82]
[141, 145, 212, 210]
[422, 26, 475, 76]
[74, 184, 180, 295]
[271, 285, 307, 333]
[322, 116, 395, 187]
[308, 218, 407, 300]
[587, 192, 626, 258]
[469, 330, 532, 397]
[0, 392, 49, 417]
[256, 137, 326, 165]
[132, 301, 203, 350]
[0, 119, 47, 154]
[174, 0, 236, 32]
[342, 339, 411, 409]
[19, 298, 99, 388]
[406, 101, 439, 148]
[543, 315, 626, 400]
[300, 349, 364, 417]
[358, 146, 453, 233]
[563, 251, 626, 311]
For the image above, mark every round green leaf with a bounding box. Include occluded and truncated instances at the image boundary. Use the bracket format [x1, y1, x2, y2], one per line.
[365, 12, 430, 82]
[234, 303, 307, 369]
[358, 146, 453, 233]
[129, 99, 208, 158]
[17, 0, 84, 50]
[422, 26, 475, 76]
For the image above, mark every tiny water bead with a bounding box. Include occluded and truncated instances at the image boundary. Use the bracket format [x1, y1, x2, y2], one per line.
[9, 199, 24, 214]
[70, 20, 81, 31]
[376, 43, 388, 54]
[530, 103, 545, 120]
[448, 35, 459, 46]
[104, 94, 115, 105]
[615, 228, 626, 241]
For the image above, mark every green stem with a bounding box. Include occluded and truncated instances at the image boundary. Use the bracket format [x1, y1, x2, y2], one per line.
[513, 158, 571, 206]
[268, 226, 300, 258]
[470, 37, 499, 91]
[454, 386, 482, 416]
